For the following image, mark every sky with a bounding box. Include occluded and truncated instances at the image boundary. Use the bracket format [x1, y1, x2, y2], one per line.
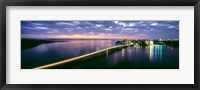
[21, 21, 179, 39]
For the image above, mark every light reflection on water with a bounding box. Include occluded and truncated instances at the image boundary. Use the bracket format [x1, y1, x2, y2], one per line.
[22, 40, 115, 69]
[110, 45, 163, 64]
[149, 45, 163, 61]
[21, 40, 179, 69]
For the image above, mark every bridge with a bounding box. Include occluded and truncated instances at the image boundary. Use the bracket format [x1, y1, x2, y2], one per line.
[33, 44, 133, 69]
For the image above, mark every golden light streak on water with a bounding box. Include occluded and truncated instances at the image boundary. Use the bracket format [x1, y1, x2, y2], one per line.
[34, 44, 133, 69]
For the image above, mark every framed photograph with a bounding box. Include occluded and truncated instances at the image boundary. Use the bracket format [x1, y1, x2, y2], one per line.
[0, 0, 199, 90]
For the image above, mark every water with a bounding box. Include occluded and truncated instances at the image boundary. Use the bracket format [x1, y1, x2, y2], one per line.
[21, 40, 179, 69]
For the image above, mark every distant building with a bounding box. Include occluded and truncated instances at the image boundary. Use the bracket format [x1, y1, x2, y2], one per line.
[121, 39, 133, 45]
[144, 40, 150, 45]
[149, 41, 154, 45]
[159, 38, 162, 41]
[135, 43, 139, 46]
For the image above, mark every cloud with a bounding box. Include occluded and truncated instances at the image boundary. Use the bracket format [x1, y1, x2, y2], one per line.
[114, 21, 119, 24]
[47, 31, 54, 33]
[151, 23, 158, 26]
[104, 28, 112, 31]
[96, 24, 102, 27]
[73, 21, 80, 24]
[114, 26, 121, 30]
[99, 33, 105, 36]
[138, 21, 144, 24]
[139, 24, 147, 26]
[128, 23, 135, 26]
[76, 27, 82, 29]
[134, 29, 139, 32]
[32, 23, 43, 26]
[53, 29, 59, 32]
[123, 28, 134, 31]
[56, 22, 75, 26]
[35, 27, 48, 29]
[22, 26, 35, 29]
[138, 34, 147, 37]
[118, 22, 126, 27]
[84, 26, 90, 28]
[22, 21, 179, 39]
[64, 28, 74, 30]
[143, 29, 149, 33]
[88, 32, 95, 35]
[168, 26, 175, 28]
[151, 22, 171, 27]
[118, 22, 136, 27]
[22, 26, 49, 30]
[122, 28, 139, 32]
[85, 22, 95, 25]
[150, 29, 154, 31]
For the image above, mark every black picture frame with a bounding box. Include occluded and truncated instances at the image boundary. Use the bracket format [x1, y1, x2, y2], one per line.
[0, 0, 199, 90]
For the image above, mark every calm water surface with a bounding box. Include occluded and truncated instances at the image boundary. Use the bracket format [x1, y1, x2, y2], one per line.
[21, 40, 179, 69]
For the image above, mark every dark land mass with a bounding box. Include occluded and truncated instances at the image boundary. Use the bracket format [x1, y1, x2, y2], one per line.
[116, 39, 179, 48]
[21, 39, 67, 51]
